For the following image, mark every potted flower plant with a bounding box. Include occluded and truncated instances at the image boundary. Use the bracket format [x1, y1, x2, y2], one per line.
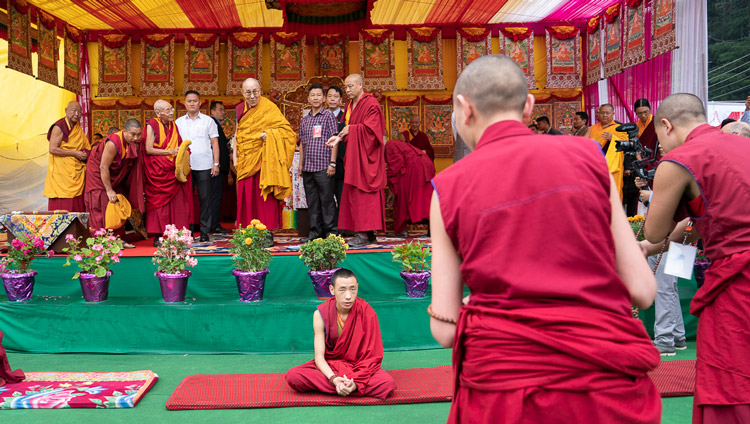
[62, 229, 124, 302]
[153, 225, 198, 303]
[0, 234, 53, 301]
[392, 241, 431, 298]
[299, 234, 348, 299]
[627, 215, 646, 241]
[229, 219, 272, 302]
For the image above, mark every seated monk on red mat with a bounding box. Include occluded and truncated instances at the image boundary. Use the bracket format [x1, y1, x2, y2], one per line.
[285, 269, 396, 399]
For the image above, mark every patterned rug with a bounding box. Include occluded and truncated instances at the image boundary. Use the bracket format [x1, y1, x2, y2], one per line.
[192, 235, 431, 256]
[165, 366, 453, 410]
[647, 360, 695, 397]
[0, 370, 158, 409]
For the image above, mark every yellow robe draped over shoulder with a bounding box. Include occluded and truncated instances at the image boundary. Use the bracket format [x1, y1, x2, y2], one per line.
[235, 97, 297, 201]
[43, 119, 91, 199]
[589, 122, 627, 200]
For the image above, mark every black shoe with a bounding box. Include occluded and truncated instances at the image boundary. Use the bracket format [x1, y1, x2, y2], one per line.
[196, 232, 210, 242]
[367, 232, 377, 243]
[301, 234, 321, 243]
[212, 228, 231, 235]
[153, 237, 162, 247]
[263, 233, 274, 248]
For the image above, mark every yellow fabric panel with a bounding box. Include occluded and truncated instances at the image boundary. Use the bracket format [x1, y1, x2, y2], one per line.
[26, 0, 112, 29]
[235, 0, 283, 28]
[370, 0, 437, 25]
[42, 122, 90, 198]
[489, 0, 566, 23]
[533, 35, 547, 89]
[130, 0, 195, 29]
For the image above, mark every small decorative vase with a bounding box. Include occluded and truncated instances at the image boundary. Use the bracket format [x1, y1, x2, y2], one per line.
[400, 270, 430, 298]
[233, 269, 269, 302]
[694, 261, 712, 289]
[79, 271, 112, 302]
[309, 268, 341, 300]
[1, 271, 37, 302]
[156, 270, 191, 303]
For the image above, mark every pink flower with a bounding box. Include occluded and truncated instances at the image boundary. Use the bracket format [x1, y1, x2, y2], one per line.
[94, 229, 106, 237]
[11, 239, 24, 249]
[113, 256, 120, 263]
[103, 250, 110, 255]
[73, 255, 82, 261]
[95, 256, 102, 262]
[92, 244, 103, 251]
[32, 238, 44, 249]
[65, 234, 76, 242]
[26, 389, 77, 408]
[108, 235, 116, 241]
[117, 251, 123, 257]
[187, 257, 198, 267]
[23, 249, 31, 255]
[47, 250, 54, 258]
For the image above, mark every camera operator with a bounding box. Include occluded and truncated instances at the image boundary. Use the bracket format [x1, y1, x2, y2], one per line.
[644, 93, 750, 422]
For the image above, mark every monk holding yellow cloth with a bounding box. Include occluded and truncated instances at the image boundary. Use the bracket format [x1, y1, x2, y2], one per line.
[589, 104, 627, 200]
[233, 78, 297, 231]
[43, 101, 91, 212]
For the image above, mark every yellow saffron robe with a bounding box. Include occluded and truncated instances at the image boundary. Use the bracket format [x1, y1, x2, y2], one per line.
[589, 122, 627, 200]
[43, 118, 91, 199]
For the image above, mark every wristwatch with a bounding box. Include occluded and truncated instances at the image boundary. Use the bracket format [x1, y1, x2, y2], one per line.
[213, 162, 220, 167]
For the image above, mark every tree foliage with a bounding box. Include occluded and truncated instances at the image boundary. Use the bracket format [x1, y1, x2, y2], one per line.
[707, 0, 750, 101]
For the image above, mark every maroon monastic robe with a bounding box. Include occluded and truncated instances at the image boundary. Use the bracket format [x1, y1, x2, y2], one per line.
[432, 120, 660, 423]
[385, 140, 434, 233]
[661, 124, 750, 424]
[402, 130, 435, 161]
[285, 297, 396, 399]
[142, 118, 192, 234]
[84, 131, 138, 230]
[338, 94, 386, 232]
[0, 331, 24, 386]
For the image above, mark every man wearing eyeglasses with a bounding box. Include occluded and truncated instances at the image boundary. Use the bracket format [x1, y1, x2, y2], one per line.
[233, 79, 297, 240]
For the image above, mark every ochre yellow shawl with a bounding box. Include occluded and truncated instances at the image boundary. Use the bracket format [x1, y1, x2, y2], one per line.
[43, 119, 91, 198]
[589, 122, 627, 200]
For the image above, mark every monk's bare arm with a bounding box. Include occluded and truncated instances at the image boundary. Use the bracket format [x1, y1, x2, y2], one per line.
[429, 191, 464, 348]
[643, 162, 693, 243]
[48, 126, 86, 160]
[313, 310, 336, 381]
[609, 174, 657, 309]
[145, 125, 178, 156]
[99, 142, 118, 202]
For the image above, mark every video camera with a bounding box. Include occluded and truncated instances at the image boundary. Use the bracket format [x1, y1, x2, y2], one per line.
[614, 123, 658, 181]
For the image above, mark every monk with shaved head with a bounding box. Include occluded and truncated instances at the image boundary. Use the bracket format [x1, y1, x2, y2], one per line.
[233, 78, 296, 239]
[430, 55, 660, 423]
[588, 103, 628, 200]
[142, 100, 192, 245]
[43, 101, 91, 211]
[326, 73, 386, 246]
[645, 93, 750, 423]
[721, 120, 750, 138]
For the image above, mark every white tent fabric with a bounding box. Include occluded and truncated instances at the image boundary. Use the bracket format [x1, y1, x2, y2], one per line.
[672, 0, 709, 104]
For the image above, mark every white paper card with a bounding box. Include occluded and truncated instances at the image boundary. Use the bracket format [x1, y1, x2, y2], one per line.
[663, 242, 698, 279]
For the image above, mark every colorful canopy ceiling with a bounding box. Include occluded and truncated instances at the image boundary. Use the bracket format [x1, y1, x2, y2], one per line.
[3, 0, 620, 35]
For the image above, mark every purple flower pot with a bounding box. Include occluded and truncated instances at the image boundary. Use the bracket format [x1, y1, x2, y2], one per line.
[1, 271, 36, 302]
[79, 271, 112, 302]
[233, 269, 269, 302]
[309, 268, 341, 300]
[400, 270, 430, 298]
[694, 261, 712, 289]
[156, 270, 191, 303]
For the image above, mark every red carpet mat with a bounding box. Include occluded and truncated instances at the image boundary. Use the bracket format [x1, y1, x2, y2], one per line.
[165, 366, 453, 410]
[648, 360, 696, 397]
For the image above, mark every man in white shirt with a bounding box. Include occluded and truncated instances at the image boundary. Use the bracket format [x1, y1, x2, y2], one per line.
[175, 90, 220, 242]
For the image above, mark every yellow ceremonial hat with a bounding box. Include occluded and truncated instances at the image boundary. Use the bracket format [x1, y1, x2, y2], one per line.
[105, 194, 132, 230]
[175, 139, 192, 183]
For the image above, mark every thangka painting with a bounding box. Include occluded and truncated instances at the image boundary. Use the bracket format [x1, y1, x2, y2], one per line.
[270, 32, 306, 93]
[456, 28, 491, 76]
[359, 29, 397, 92]
[652, 0, 677, 57]
[623, 0, 647, 68]
[184, 34, 219, 95]
[422, 96, 454, 158]
[407, 28, 445, 90]
[386, 97, 419, 139]
[7, 0, 32, 77]
[603, 4, 622, 79]
[317, 34, 348, 78]
[532, 104, 554, 127]
[546, 27, 581, 89]
[553, 101, 581, 135]
[586, 16, 603, 86]
[221, 108, 237, 138]
[63, 26, 82, 94]
[141, 35, 174, 97]
[37, 11, 59, 86]
[91, 108, 118, 138]
[500, 27, 535, 89]
[118, 108, 141, 129]
[98, 35, 132, 97]
[226, 32, 262, 96]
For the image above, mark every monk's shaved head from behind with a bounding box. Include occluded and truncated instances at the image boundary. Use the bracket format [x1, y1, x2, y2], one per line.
[454, 55, 528, 117]
[655, 93, 707, 127]
[722, 121, 750, 138]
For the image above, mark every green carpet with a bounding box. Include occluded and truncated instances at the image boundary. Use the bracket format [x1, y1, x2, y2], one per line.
[3, 346, 696, 423]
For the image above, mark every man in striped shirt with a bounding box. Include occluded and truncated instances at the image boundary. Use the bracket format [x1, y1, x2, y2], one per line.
[299, 84, 339, 241]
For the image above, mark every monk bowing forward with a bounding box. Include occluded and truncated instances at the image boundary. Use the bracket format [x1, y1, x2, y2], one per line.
[285, 269, 396, 399]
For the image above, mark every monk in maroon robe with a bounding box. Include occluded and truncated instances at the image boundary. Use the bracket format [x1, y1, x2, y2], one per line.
[385, 131, 434, 236]
[286, 269, 396, 399]
[0, 331, 24, 386]
[400, 115, 435, 161]
[84, 120, 142, 232]
[326, 74, 386, 246]
[644, 93, 750, 424]
[142, 100, 193, 242]
[430, 55, 660, 423]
